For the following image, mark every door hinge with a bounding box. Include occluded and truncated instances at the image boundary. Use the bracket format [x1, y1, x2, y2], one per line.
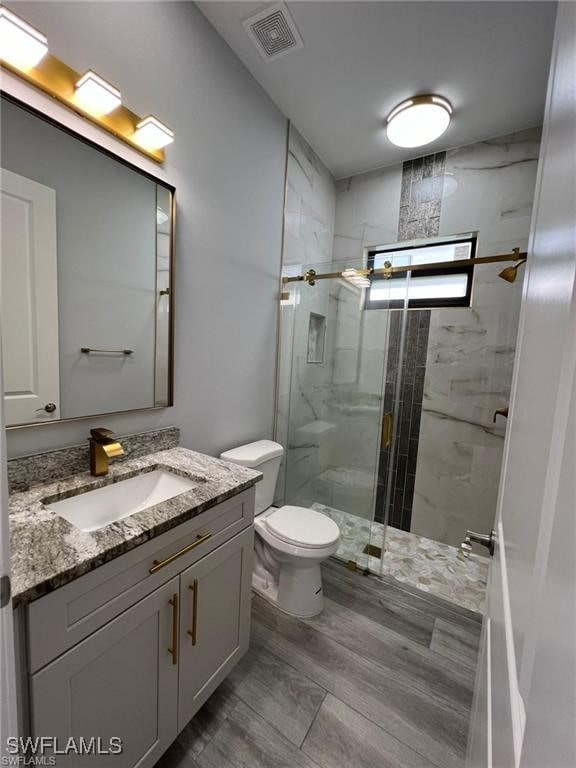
[0, 575, 11, 608]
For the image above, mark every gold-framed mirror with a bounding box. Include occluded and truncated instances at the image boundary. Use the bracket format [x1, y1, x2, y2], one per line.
[1, 93, 175, 428]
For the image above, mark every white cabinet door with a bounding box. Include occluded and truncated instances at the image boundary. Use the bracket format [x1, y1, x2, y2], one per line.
[178, 527, 253, 731]
[0, 168, 60, 424]
[30, 577, 179, 768]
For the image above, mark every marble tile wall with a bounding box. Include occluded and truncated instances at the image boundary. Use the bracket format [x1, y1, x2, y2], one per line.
[411, 127, 541, 547]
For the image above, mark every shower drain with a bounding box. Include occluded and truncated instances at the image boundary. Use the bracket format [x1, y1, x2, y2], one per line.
[362, 543, 383, 558]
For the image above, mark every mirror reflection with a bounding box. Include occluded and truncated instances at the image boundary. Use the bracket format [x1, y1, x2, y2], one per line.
[0, 96, 174, 427]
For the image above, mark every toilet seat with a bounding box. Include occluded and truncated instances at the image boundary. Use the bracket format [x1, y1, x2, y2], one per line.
[263, 505, 340, 549]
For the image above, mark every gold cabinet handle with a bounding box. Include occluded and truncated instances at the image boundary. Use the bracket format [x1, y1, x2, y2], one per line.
[168, 593, 179, 665]
[187, 580, 198, 646]
[149, 532, 213, 574]
[381, 412, 393, 449]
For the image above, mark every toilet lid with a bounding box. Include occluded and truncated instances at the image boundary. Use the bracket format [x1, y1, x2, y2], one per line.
[264, 506, 340, 548]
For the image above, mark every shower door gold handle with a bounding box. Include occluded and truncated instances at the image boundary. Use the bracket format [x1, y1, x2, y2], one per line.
[381, 412, 393, 449]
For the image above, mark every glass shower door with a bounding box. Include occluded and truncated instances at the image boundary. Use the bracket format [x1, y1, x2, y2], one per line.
[277, 257, 407, 572]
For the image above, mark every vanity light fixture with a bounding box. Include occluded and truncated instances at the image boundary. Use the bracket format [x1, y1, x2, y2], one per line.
[74, 70, 122, 115]
[386, 94, 452, 148]
[0, 6, 173, 162]
[133, 116, 174, 151]
[0, 6, 48, 71]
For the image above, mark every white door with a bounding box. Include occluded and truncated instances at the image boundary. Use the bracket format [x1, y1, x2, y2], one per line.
[0, 324, 18, 757]
[0, 169, 60, 424]
[466, 4, 576, 767]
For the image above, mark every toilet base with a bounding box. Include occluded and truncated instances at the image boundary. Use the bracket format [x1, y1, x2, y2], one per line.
[252, 563, 324, 618]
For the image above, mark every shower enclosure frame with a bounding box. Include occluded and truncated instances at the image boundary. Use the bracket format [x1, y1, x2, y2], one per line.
[275, 242, 527, 575]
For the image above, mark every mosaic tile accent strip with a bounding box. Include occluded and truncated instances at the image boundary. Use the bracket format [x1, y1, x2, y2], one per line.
[313, 502, 488, 614]
[376, 151, 445, 531]
[7, 427, 180, 493]
[377, 309, 430, 529]
[398, 152, 446, 241]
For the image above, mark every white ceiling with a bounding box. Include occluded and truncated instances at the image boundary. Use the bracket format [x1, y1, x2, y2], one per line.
[198, 1, 556, 178]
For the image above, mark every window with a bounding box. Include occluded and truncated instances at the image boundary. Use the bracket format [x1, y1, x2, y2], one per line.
[365, 234, 477, 310]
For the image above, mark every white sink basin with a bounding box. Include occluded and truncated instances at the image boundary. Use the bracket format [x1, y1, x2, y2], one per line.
[46, 469, 203, 532]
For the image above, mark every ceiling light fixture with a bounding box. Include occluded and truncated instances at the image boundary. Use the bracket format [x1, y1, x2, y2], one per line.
[0, 6, 48, 71]
[74, 70, 122, 115]
[386, 94, 452, 148]
[133, 116, 174, 151]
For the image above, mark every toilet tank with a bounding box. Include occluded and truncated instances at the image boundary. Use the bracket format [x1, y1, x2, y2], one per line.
[220, 440, 283, 515]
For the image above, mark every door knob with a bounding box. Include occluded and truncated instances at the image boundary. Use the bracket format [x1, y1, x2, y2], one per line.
[36, 403, 57, 413]
[461, 529, 496, 557]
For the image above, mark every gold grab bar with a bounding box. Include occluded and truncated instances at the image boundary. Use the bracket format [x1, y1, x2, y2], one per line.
[187, 580, 198, 646]
[149, 533, 213, 574]
[168, 593, 179, 665]
[381, 412, 393, 449]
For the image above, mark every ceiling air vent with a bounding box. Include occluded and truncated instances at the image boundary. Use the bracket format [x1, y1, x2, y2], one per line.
[243, 3, 304, 62]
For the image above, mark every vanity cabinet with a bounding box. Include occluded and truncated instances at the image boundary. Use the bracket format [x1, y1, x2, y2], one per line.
[23, 489, 255, 768]
[178, 529, 252, 730]
[30, 577, 180, 768]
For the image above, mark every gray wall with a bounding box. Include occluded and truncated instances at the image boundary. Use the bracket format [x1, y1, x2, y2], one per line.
[5, 2, 287, 458]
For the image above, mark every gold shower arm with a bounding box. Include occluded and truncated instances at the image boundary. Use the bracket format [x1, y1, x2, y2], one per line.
[282, 248, 527, 286]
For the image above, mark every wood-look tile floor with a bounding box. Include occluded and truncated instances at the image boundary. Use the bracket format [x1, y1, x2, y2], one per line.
[155, 560, 482, 768]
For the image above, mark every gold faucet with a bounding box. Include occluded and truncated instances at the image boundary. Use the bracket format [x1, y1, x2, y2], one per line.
[89, 428, 125, 476]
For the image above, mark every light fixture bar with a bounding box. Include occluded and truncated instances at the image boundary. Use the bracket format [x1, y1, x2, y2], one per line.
[1, 53, 167, 162]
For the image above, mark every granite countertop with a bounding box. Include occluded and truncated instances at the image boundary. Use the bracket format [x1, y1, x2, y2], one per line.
[9, 447, 261, 606]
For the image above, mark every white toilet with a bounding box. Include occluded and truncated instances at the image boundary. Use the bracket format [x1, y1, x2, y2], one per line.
[220, 440, 340, 617]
